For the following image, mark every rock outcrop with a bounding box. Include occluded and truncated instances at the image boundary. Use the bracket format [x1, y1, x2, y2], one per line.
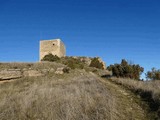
[72, 56, 106, 69]
[0, 69, 44, 80]
[0, 70, 22, 80]
[23, 70, 43, 77]
[96, 57, 106, 70]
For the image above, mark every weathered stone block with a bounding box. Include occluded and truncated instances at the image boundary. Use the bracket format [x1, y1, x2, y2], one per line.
[0, 70, 22, 80]
[23, 70, 43, 77]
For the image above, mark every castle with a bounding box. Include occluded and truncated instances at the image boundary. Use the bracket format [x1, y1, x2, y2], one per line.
[39, 39, 66, 61]
[39, 38, 106, 69]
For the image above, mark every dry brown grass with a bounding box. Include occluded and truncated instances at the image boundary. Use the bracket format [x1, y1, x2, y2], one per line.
[0, 70, 118, 120]
[109, 77, 160, 119]
[0, 62, 149, 120]
[110, 77, 160, 100]
[0, 62, 65, 70]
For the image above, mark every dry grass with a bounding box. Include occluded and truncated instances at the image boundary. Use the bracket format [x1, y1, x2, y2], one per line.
[109, 77, 160, 119]
[0, 70, 119, 120]
[110, 78, 160, 100]
[0, 62, 149, 120]
[0, 62, 65, 70]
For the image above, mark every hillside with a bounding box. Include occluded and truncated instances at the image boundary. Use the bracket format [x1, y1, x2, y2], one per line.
[0, 62, 156, 120]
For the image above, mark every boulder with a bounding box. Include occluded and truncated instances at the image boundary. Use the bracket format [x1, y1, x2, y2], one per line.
[0, 70, 22, 80]
[55, 68, 64, 74]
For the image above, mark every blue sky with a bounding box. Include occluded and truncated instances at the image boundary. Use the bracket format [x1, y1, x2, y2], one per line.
[0, 0, 160, 78]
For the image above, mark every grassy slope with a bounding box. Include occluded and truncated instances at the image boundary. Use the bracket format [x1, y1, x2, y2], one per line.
[109, 77, 160, 119]
[0, 63, 148, 120]
[92, 74, 148, 120]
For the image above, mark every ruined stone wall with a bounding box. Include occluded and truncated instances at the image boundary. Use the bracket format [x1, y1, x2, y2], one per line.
[40, 39, 66, 61]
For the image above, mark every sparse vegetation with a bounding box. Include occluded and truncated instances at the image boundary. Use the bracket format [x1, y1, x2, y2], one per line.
[107, 59, 144, 80]
[41, 54, 86, 69]
[89, 57, 104, 69]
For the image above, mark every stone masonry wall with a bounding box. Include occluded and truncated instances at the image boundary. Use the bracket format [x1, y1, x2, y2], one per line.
[40, 39, 66, 61]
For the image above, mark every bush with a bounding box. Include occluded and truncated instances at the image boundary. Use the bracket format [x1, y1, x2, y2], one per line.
[63, 67, 70, 73]
[107, 59, 144, 80]
[62, 57, 84, 69]
[41, 53, 60, 62]
[89, 57, 104, 69]
[146, 68, 160, 80]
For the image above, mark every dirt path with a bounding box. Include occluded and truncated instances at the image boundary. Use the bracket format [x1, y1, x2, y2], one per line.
[91, 73, 148, 120]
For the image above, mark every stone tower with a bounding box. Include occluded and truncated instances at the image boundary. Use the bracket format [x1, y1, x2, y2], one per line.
[40, 39, 66, 61]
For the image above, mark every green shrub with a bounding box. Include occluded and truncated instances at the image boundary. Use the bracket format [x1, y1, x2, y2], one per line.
[41, 53, 60, 62]
[63, 67, 70, 73]
[62, 57, 85, 69]
[89, 57, 104, 69]
[146, 68, 160, 80]
[107, 59, 144, 80]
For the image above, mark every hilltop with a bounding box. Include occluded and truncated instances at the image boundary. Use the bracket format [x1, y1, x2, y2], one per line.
[0, 60, 159, 119]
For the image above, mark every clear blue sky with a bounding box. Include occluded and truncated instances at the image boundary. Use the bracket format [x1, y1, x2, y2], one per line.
[0, 0, 160, 78]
